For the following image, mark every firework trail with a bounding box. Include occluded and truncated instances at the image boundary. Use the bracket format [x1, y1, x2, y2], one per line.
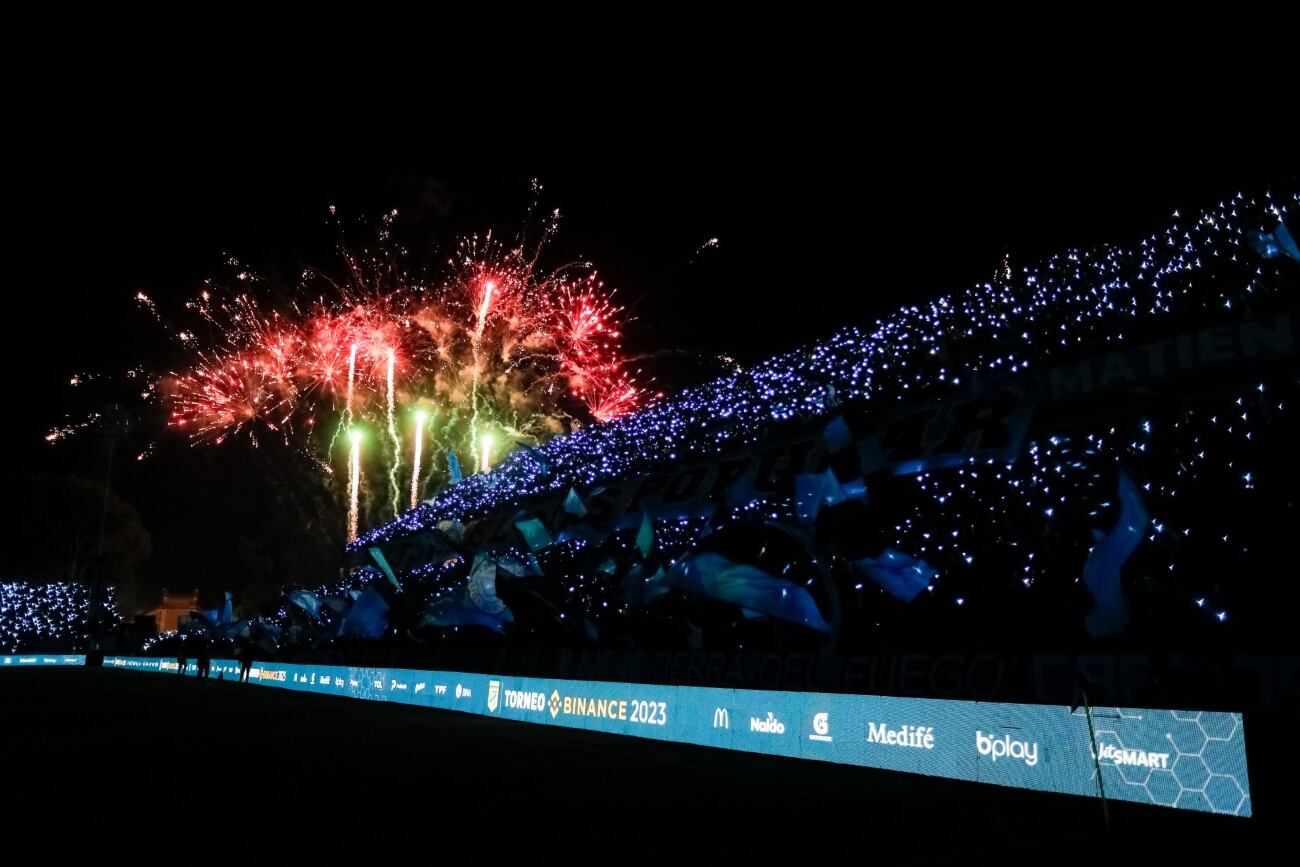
[410, 409, 428, 509]
[347, 428, 362, 543]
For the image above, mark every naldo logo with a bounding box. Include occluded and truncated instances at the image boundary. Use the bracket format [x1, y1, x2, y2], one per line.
[976, 731, 1039, 767]
[749, 713, 786, 734]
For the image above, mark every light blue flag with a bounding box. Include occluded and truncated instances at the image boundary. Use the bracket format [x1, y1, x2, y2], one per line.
[823, 416, 854, 452]
[1248, 221, 1300, 262]
[794, 470, 847, 524]
[288, 590, 322, 620]
[514, 516, 553, 551]
[1083, 470, 1149, 638]
[446, 450, 463, 484]
[499, 553, 544, 577]
[368, 547, 401, 591]
[662, 552, 830, 632]
[853, 549, 936, 602]
[564, 487, 588, 518]
[468, 553, 508, 615]
[215, 619, 249, 639]
[636, 511, 654, 557]
[220, 592, 234, 625]
[339, 586, 390, 639]
[556, 524, 609, 546]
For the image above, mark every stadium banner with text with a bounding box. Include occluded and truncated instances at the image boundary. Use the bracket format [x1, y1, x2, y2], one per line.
[102, 656, 1251, 816]
[2, 654, 85, 667]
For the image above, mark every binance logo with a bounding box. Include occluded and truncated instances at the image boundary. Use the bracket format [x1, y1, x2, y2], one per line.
[549, 689, 562, 718]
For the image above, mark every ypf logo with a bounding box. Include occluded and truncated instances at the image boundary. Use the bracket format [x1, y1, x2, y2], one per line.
[976, 731, 1039, 767]
[487, 680, 501, 713]
[713, 708, 730, 729]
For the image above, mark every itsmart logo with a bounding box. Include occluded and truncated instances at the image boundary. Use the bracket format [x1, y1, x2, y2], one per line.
[1095, 743, 1170, 769]
[976, 731, 1039, 766]
[713, 708, 730, 729]
[809, 712, 832, 743]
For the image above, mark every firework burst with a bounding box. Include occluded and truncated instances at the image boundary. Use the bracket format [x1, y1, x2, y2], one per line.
[153, 205, 651, 533]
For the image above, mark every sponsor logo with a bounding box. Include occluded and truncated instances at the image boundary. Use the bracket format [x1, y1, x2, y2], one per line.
[547, 688, 626, 721]
[809, 712, 832, 742]
[455, 684, 472, 699]
[320, 676, 332, 686]
[1095, 743, 1170, 769]
[487, 680, 501, 712]
[2, 658, 10, 664]
[434, 684, 448, 695]
[258, 669, 286, 682]
[502, 688, 547, 712]
[414, 682, 426, 695]
[867, 723, 935, 750]
[545, 689, 665, 724]
[713, 708, 730, 729]
[373, 679, 384, 689]
[349, 679, 360, 688]
[749, 713, 786, 735]
[976, 731, 1038, 766]
[390, 680, 408, 691]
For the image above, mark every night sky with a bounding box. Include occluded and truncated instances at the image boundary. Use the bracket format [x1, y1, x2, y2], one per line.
[7, 54, 1295, 606]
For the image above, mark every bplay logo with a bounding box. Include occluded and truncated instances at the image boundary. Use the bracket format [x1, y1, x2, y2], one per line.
[487, 680, 501, 713]
[976, 731, 1039, 766]
[867, 723, 935, 750]
[713, 708, 730, 729]
[809, 712, 832, 743]
[750, 713, 786, 735]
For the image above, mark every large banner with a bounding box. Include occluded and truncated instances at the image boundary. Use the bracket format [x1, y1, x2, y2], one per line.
[2, 654, 85, 667]
[104, 656, 1250, 816]
[415, 307, 1298, 551]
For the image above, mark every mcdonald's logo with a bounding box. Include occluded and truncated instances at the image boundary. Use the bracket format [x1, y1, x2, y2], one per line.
[713, 707, 730, 729]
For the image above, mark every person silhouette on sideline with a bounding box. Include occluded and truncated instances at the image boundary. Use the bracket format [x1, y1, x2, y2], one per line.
[239, 637, 256, 683]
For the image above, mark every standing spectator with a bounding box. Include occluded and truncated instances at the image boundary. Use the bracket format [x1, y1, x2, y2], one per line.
[197, 640, 212, 680]
[239, 636, 256, 683]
